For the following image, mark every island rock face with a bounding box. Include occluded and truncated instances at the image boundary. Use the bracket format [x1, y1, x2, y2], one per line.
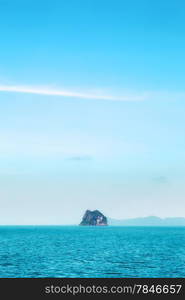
[80, 210, 108, 226]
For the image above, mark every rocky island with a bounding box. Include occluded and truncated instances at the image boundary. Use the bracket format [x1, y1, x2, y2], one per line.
[80, 210, 108, 226]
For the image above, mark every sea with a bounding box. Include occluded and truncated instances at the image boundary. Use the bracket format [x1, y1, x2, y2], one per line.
[0, 226, 184, 278]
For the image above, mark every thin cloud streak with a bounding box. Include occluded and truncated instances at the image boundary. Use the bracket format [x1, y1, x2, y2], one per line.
[0, 84, 146, 101]
[66, 155, 93, 161]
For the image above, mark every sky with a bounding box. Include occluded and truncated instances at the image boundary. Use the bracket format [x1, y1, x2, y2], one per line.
[0, 0, 185, 224]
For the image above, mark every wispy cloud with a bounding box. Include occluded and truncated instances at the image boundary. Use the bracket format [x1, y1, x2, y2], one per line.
[0, 84, 146, 101]
[1, 84, 185, 102]
[153, 176, 169, 184]
[66, 155, 93, 162]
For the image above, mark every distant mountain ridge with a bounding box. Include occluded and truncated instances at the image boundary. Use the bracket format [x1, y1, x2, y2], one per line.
[108, 216, 185, 226]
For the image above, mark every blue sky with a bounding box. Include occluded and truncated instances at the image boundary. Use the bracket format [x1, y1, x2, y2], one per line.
[0, 0, 185, 224]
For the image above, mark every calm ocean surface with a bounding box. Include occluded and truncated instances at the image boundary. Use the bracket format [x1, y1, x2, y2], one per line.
[0, 226, 184, 278]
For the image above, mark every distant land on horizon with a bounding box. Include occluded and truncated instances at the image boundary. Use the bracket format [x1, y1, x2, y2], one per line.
[108, 216, 185, 226]
[0, 216, 185, 226]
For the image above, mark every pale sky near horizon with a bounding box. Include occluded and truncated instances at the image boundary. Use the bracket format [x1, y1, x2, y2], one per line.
[0, 0, 185, 224]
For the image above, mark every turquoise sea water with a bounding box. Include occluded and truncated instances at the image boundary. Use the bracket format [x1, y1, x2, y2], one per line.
[0, 226, 184, 278]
